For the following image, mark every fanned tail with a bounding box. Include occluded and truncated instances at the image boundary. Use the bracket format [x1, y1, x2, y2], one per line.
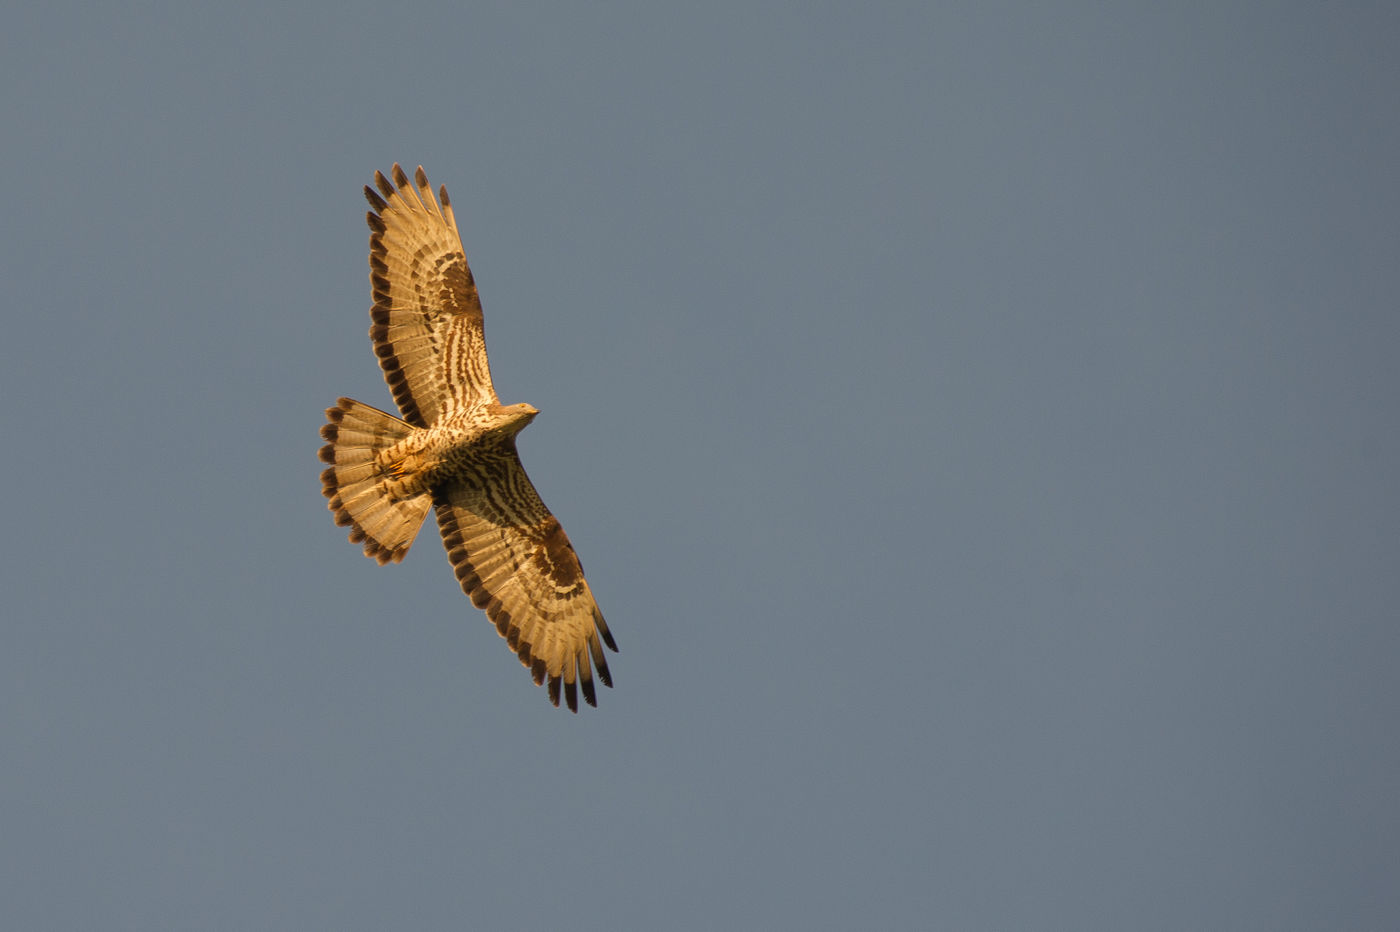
[319, 397, 431, 564]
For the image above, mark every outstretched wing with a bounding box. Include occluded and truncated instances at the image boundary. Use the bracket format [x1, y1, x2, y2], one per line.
[365, 164, 497, 427]
[434, 456, 618, 712]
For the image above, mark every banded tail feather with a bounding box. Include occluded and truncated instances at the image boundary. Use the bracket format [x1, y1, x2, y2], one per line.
[319, 398, 432, 564]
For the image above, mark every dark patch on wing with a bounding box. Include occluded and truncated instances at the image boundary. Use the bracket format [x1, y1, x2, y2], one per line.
[533, 516, 585, 590]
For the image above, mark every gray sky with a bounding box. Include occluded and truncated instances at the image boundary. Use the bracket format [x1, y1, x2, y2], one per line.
[3, 2, 1397, 929]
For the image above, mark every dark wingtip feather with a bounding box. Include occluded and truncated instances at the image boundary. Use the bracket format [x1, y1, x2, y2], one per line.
[364, 185, 387, 212]
[391, 163, 410, 189]
[564, 679, 579, 713]
[439, 185, 450, 208]
[587, 629, 612, 681]
[374, 170, 393, 198]
[548, 675, 561, 707]
[414, 165, 429, 188]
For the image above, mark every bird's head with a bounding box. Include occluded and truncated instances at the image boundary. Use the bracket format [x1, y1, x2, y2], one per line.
[485, 402, 539, 435]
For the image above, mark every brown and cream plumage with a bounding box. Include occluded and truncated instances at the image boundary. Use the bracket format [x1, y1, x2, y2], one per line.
[319, 164, 617, 711]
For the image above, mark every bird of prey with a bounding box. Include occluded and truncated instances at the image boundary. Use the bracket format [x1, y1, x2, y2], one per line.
[319, 164, 617, 711]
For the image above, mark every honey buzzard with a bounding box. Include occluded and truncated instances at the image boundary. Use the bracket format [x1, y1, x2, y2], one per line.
[319, 165, 617, 711]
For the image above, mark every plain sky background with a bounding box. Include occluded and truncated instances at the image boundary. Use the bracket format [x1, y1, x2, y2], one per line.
[3, 2, 1397, 929]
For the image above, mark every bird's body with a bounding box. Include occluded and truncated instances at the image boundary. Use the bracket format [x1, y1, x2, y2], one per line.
[319, 165, 616, 711]
[376, 403, 538, 497]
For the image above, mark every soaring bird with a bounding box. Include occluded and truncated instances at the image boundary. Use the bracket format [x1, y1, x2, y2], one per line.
[319, 165, 617, 711]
